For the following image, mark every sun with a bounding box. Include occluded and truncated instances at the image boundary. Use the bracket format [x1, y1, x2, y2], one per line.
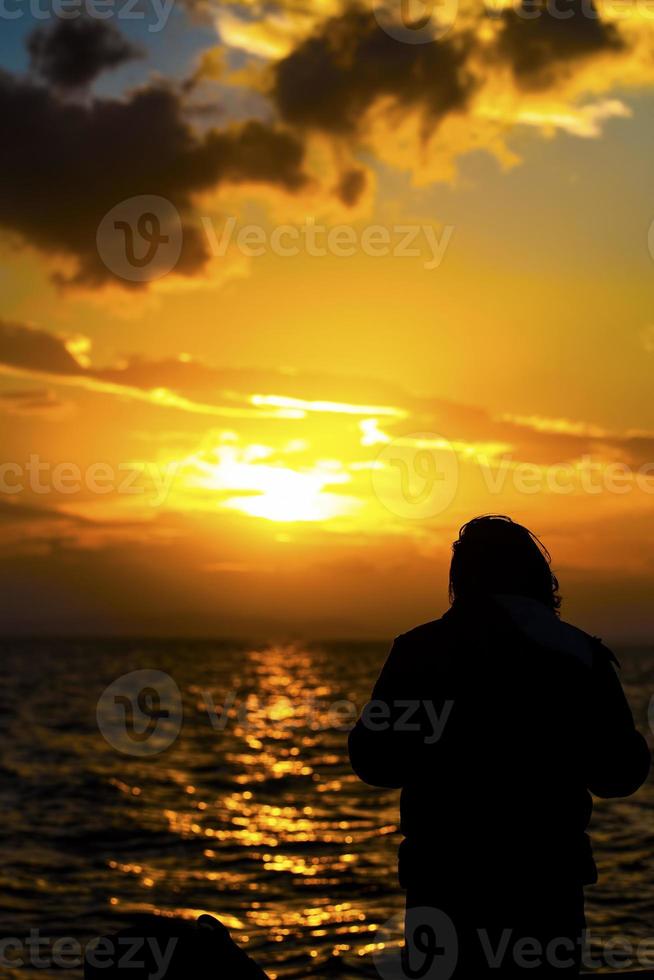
[224, 467, 357, 522]
[174, 441, 362, 523]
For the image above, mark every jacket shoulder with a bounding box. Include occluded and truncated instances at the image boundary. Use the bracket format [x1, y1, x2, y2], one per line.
[396, 616, 449, 647]
[557, 619, 619, 667]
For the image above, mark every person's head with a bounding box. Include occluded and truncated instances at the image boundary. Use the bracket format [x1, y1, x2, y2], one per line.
[448, 515, 561, 612]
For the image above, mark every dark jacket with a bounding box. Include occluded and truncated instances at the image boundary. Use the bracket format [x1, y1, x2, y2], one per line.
[348, 596, 650, 892]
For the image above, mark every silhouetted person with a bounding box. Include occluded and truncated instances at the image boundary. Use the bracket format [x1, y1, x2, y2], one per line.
[349, 515, 650, 977]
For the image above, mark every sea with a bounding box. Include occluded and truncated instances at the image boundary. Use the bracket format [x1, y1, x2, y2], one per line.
[0, 639, 652, 977]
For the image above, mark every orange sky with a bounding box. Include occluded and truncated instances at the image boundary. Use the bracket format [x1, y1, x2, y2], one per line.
[1, 0, 654, 639]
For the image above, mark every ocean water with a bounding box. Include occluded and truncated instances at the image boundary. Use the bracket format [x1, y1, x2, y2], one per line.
[0, 639, 652, 977]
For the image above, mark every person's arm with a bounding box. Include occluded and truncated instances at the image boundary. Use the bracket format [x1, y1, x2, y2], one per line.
[348, 635, 410, 788]
[586, 642, 651, 798]
[348, 634, 441, 788]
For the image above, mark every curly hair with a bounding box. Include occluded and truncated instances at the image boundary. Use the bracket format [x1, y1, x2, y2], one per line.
[448, 514, 562, 612]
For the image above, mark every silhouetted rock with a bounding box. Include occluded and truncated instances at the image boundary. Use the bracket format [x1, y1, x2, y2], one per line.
[84, 913, 269, 979]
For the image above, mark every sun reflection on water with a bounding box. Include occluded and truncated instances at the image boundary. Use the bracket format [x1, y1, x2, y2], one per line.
[4, 640, 651, 979]
[101, 642, 403, 976]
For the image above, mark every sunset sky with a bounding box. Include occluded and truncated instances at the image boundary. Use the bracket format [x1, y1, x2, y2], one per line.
[1, 0, 654, 639]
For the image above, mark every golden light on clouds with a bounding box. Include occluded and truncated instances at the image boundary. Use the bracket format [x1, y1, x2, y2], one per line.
[250, 394, 407, 418]
[0, 0, 654, 637]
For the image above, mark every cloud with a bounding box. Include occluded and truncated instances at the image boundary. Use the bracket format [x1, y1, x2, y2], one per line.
[265, 0, 634, 149]
[494, 0, 624, 90]
[256, 0, 639, 184]
[271, 6, 476, 134]
[3, 318, 654, 475]
[334, 167, 367, 206]
[27, 17, 144, 90]
[1, 319, 654, 640]
[0, 321, 403, 408]
[0, 73, 309, 287]
[1, 3, 646, 287]
[0, 322, 338, 420]
[484, 97, 631, 138]
[0, 320, 85, 375]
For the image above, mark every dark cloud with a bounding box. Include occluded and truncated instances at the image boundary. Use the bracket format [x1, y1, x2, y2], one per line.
[28, 17, 144, 90]
[495, 0, 624, 89]
[272, 6, 476, 134]
[0, 73, 308, 286]
[335, 168, 367, 206]
[271, 1, 626, 136]
[1, 4, 628, 288]
[0, 320, 84, 375]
